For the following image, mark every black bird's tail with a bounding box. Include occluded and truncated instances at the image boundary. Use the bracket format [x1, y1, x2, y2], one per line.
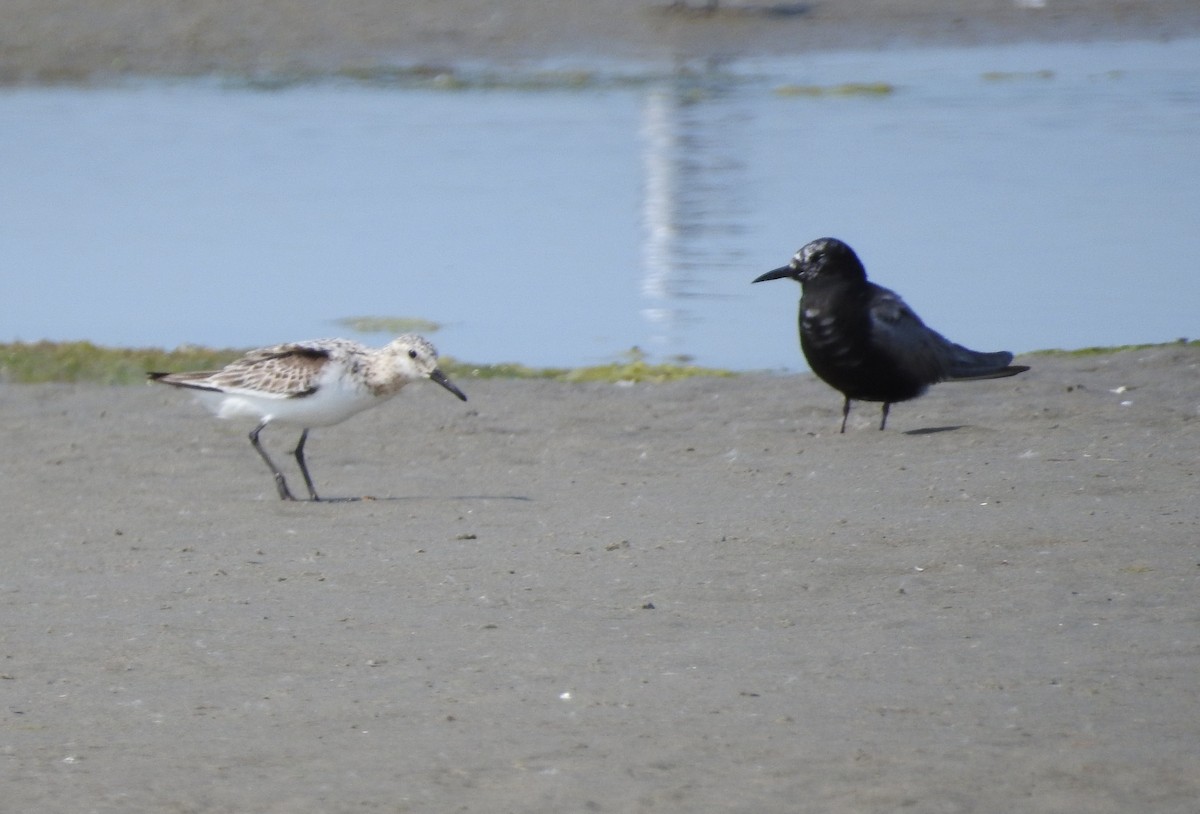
[943, 346, 1028, 381]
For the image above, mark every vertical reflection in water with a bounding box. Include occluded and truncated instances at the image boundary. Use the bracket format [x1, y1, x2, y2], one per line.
[639, 73, 751, 363]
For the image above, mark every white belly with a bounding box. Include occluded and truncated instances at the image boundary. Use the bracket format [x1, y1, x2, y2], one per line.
[194, 382, 398, 428]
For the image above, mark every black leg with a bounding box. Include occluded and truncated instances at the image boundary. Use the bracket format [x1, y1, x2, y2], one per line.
[249, 422, 296, 501]
[840, 396, 852, 434]
[879, 402, 891, 431]
[292, 429, 321, 502]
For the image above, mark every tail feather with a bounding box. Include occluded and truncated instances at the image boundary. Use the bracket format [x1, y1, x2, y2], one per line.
[948, 364, 1029, 382]
[944, 346, 1027, 381]
[147, 370, 223, 391]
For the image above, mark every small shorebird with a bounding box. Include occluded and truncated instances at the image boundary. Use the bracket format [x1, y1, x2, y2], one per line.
[753, 237, 1028, 432]
[149, 335, 468, 501]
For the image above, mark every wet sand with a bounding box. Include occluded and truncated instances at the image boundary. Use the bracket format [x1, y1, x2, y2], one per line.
[3, 344, 1199, 812]
[3, 0, 1200, 81]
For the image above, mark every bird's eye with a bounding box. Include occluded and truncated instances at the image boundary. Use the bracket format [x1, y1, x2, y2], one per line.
[408, 349, 418, 359]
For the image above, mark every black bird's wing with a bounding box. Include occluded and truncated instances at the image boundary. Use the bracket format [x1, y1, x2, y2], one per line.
[866, 286, 953, 382]
[868, 285, 1016, 383]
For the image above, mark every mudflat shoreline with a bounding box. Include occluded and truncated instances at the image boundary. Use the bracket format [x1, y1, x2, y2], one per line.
[3, 0, 1200, 82]
[4, 2, 1199, 810]
[3, 345, 1199, 812]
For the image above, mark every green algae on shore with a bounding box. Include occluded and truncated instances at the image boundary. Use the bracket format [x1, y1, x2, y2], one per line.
[773, 81, 895, 97]
[334, 316, 444, 335]
[0, 341, 245, 385]
[0, 341, 735, 385]
[5, 340, 1192, 386]
[1028, 339, 1196, 356]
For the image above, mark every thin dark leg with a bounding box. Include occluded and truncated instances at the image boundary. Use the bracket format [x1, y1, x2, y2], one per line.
[879, 402, 891, 431]
[249, 422, 296, 501]
[292, 429, 321, 502]
[839, 396, 852, 434]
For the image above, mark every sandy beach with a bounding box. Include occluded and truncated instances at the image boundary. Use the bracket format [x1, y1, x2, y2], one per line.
[3, 344, 1199, 812]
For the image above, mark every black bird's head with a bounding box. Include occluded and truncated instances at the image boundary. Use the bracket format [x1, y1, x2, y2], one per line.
[753, 237, 868, 286]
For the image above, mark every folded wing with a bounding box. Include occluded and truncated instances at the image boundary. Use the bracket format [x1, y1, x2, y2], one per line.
[868, 286, 1023, 383]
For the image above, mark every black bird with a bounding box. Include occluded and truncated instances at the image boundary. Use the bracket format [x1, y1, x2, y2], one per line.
[753, 237, 1029, 432]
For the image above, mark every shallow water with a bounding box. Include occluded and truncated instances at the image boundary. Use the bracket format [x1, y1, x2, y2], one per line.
[3, 38, 1198, 370]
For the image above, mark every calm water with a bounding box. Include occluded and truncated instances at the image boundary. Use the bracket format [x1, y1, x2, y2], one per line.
[3, 38, 1198, 370]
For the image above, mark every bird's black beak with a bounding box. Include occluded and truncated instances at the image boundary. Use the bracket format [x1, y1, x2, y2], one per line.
[430, 368, 468, 402]
[752, 266, 796, 284]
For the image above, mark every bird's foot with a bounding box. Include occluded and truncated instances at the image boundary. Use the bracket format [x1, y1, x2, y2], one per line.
[274, 475, 297, 501]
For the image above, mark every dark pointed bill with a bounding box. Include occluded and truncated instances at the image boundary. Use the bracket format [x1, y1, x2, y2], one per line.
[430, 368, 468, 401]
[752, 266, 795, 284]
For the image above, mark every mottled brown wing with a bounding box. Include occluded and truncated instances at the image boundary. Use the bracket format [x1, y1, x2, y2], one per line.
[196, 343, 331, 397]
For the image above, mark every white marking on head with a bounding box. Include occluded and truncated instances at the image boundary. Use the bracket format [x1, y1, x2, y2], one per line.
[386, 334, 441, 377]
